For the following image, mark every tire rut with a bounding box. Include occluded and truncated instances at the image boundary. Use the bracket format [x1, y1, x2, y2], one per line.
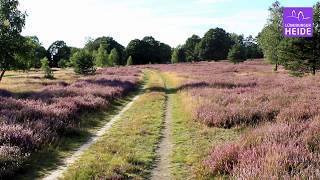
[151, 75, 173, 180]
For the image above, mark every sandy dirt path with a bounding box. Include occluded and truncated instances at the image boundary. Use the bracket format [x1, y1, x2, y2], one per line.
[42, 95, 141, 180]
[151, 85, 173, 180]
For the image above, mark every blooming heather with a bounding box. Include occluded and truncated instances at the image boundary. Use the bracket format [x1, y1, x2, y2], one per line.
[0, 67, 141, 176]
[150, 60, 320, 178]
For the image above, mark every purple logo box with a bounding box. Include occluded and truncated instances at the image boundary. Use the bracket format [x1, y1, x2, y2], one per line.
[283, 7, 313, 37]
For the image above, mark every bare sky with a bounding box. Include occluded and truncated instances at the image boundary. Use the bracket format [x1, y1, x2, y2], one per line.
[19, 0, 317, 48]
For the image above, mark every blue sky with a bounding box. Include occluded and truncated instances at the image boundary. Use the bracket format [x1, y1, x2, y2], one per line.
[20, 0, 318, 48]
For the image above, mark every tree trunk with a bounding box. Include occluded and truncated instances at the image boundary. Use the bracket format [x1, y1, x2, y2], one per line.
[312, 66, 316, 75]
[274, 63, 278, 71]
[0, 70, 5, 83]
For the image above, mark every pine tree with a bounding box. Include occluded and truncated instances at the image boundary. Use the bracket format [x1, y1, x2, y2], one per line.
[257, 1, 283, 71]
[95, 44, 109, 67]
[73, 50, 96, 75]
[108, 48, 119, 66]
[277, 3, 320, 76]
[171, 46, 186, 64]
[41, 57, 54, 79]
[228, 44, 247, 64]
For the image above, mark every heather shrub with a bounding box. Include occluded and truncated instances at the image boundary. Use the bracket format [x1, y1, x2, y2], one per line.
[243, 122, 307, 148]
[0, 145, 25, 177]
[195, 99, 278, 128]
[150, 60, 320, 178]
[277, 99, 320, 123]
[303, 117, 320, 153]
[206, 137, 320, 179]
[0, 124, 41, 152]
[233, 142, 320, 179]
[204, 143, 239, 175]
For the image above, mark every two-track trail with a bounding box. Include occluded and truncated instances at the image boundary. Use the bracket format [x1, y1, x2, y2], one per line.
[43, 71, 175, 180]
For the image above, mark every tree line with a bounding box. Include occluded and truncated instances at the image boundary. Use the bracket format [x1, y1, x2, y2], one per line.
[171, 29, 263, 64]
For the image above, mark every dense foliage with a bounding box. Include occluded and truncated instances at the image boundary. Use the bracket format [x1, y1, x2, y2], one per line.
[40, 57, 53, 79]
[125, 36, 171, 65]
[174, 30, 263, 63]
[72, 50, 96, 75]
[94, 43, 109, 67]
[258, 1, 283, 71]
[228, 34, 247, 63]
[171, 45, 186, 64]
[46, 40, 71, 68]
[184, 35, 201, 62]
[85, 36, 125, 65]
[0, 0, 26, 82]
[17, 36, 47, 69]
[227, 44, 246, 63]
[108, 48, 119, 67]
[196, 28, 233, 61]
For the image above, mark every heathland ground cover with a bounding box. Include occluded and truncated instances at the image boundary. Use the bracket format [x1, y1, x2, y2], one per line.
[3, 60, 320, 179]
[0, 67, 141, 177]
[2, 0, 320, 179]
[152, 60, 320, 179]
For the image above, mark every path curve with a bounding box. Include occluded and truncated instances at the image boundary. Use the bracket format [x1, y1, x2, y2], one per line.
[43, 94, 141, 180]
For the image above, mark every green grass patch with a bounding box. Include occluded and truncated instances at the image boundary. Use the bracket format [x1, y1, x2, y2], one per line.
[62, 71, 166, 179]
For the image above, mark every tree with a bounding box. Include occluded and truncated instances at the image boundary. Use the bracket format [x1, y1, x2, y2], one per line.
[196, 28, 232, 61]
[184, 35, 201, 62]
[108, 48, 119, 66]
[258, 1, 283, 71]
[41, 57, 53, 79]
[13, 36, 36, 71]
[0, 0, 26, 82]
[72, 50, 96, 75]
[19, 36, 47, 69]
[171, 46, 186, 64]
[171, 49, 179, 64]
[228, 44, 247, 63]
[95, 43, 109, 67]
[230, 33, 244, 46]
[57, 59, 69, 69]
[84, 36, 125, 65]
[244, 35, 264, 60]
[125, 37, 171, 65]
[158, 42, 172, 64]
[47, 40, 71, 67]
[277, 2, 320, 76]
[125, 39, 146, 65]
[70, 47, 80, 57]
[126, 56, 133, 66]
